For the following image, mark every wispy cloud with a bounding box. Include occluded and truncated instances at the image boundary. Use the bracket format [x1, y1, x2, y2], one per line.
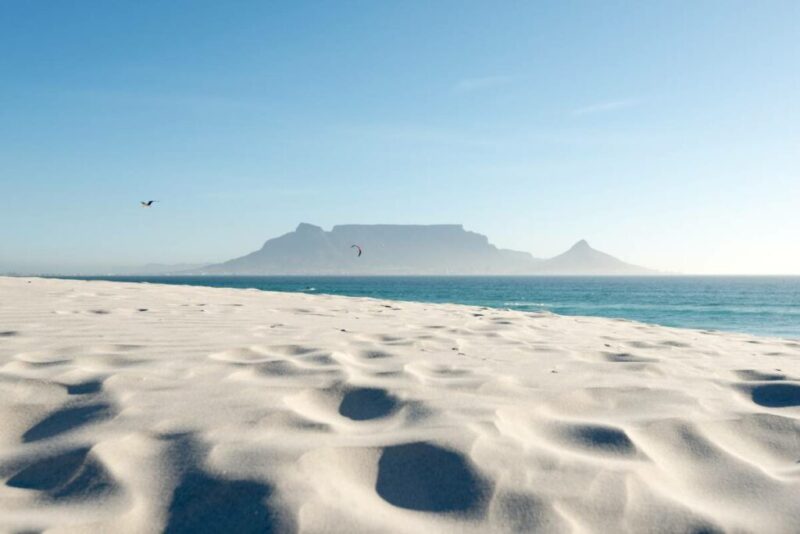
[571, 98, 641, 116]
[452, 75, 513, 94]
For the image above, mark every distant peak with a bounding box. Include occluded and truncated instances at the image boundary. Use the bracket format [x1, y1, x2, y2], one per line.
[296, 222, 323, 233]
[571, 239, 591, 250]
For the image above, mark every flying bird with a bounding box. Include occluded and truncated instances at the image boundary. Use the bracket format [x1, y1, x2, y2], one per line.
[351, 244, 362, 257]
[140, 200, 158, 207]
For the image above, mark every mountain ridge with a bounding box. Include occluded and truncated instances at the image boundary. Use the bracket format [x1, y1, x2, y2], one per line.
[194, 223, 656, 275]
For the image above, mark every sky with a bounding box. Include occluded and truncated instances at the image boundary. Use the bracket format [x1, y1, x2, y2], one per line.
[1, 1, 798, 274]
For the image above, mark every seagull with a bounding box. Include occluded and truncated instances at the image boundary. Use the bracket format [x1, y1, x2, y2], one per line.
[140, 200, 158, 207]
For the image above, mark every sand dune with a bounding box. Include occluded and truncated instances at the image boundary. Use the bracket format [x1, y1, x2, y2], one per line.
[0, 276, 799, 533]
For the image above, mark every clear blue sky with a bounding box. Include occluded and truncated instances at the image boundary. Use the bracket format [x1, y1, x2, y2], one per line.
[2, 1, 798, 274]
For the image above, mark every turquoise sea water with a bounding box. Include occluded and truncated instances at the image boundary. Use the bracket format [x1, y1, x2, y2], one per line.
[68, 276, 800, 339]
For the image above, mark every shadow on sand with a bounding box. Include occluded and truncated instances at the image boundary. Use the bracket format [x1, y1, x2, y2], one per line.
[23, 403, 113, 442]
[338, 388, 398, 421]
[750, 383, 800, 408]
[7, 447, 117, 500]
[376, 442, 489, 514]
[165, 470, 276, 534]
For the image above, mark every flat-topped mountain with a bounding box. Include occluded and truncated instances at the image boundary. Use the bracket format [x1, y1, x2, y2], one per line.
[195, 223, 655, 275]
[200, 223, 541, 275]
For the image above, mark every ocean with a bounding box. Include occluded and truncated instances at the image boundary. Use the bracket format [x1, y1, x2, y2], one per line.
[67, 276, 800, 339]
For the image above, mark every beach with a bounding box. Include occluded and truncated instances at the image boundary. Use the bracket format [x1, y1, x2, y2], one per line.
[1, 276, 799, 532]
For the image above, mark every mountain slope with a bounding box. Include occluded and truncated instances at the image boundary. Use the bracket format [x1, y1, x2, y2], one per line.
[200, 223, 541, 275]
[533, 239, 655, 275]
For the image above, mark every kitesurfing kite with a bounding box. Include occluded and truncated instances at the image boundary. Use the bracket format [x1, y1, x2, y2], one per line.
[351, 244, 362, 257]
[140, 200, 158, 207]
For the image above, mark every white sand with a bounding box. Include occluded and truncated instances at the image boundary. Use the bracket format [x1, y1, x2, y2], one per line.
[0, 276, 799, 533]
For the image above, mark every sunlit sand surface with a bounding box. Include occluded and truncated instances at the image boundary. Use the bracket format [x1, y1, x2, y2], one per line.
[1, 277, 799, 533]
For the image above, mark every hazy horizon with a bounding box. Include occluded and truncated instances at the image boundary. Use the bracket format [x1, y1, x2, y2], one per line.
[2, 2, 798, 275]
[5, 222, 800, 277]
